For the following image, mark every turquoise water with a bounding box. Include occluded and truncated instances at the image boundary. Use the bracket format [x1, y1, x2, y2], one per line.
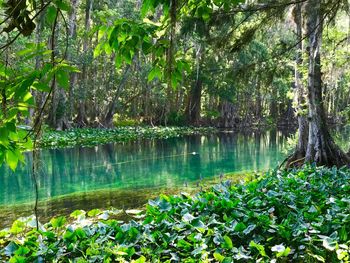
[0, 130, 288, 207]
[0, 128, 348, 227]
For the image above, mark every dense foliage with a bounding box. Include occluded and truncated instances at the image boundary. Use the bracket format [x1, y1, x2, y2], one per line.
[2, 0, 350, 131]
[38, 126, 217, 148]
[1, 166, 350, 262]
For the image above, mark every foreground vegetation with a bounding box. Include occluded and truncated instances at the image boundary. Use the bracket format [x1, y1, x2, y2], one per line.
[38, 126, 217, 149]
[1, 166, 350, 262]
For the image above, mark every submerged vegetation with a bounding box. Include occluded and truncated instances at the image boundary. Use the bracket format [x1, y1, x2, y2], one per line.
[38, 126, 217, 148]
[1, 166, 350, 262]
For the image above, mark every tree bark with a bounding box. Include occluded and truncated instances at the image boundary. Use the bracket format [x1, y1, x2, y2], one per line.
[48, 13, 60, 128]
[54, 0, 80, 131]
[67, 0, 80, 124]
[303, 0, 349, 166]
[76, 0, 93, 127]
[31, 10, 46, 125]
[219, 101, 238, 128]
[286, 3, 308, 167]
[295, 3, 308, 157]
[103, 65, 131, 127]
[185, 43, 203, 126]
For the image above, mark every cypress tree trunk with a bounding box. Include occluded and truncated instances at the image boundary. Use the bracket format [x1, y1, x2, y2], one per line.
[186, 78, 202, 125]
[301, 0, 348, 166]
[286, 3, 308, 167]
[186, 43, 203, 126]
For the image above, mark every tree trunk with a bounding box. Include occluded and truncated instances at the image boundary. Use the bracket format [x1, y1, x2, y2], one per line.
[67, 0, 80, 124]
[219, 101, 238, 128]
[31, 10, 45, 125]
[185, 43, 203, 126]
[103, 65, 131, 127]
[255, 77, 262, 121]
[76, 0, 93, 127]
[48, 13, 60, 128]
[286, 3, 308, 167]
[303, 0, 348, 166]
[295, 2, 308, 158]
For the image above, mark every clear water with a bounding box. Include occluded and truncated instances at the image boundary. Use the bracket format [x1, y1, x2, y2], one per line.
[0, 130, 289, 207]
[0, 127, 348, 227]
[1, 129, 324, 227]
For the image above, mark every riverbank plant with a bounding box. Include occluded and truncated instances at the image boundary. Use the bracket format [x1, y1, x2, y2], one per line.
[38, 126, 217, 149]
[1, 166, 350, 262]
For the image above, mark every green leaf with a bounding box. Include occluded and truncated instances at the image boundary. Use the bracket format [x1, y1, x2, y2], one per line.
[10, 220, 25, 234]
[249, 241, 267, 257]
[234, 222, 247, 232]
[70, 210, 86, 218]
[0, 127, 9, 144]
[223, 235, 233, 249]
[74, 228, 86, 239]
[22, 92, 33, 103]
[322, 237, 337, 251]
[171, 73, 178, 88]
[177, 239, 192, 249]
[147, 67, 162, 82]
[213, 252, 225, 262]
[340, 226, 348, 241]
[50, 216, 66, 228]
[54, 0, 71, 11]
[14, 246, 30, 256]
[46, 6, 57, 25]
[88, 209, 102, 217]
[94, 42, 103, 58]
[9, 255, 26, 263]
[56, 69, 69, 90]
[271, 244, 291, 257]
[6, 150, 19, 171]
[33, 82, 50, 92]
[133, 256, 146, 263]
[141, 0, 155, 17]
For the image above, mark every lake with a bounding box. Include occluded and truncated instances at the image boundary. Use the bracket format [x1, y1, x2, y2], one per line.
[1, 128, 346, 227]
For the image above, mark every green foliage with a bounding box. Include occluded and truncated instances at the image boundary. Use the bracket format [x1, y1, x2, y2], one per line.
[39, 126, 216, 148]
[0, 0, 78, 170]
[96, 19, 158, 67]
[340, 106, 350, 123]
[0, 47, 77, 169]
[1, 166, 350, 262]
[166, 111, 186, 126]
[113, 114, 140, 127]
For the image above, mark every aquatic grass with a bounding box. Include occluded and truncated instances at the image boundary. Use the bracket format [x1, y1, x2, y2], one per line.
[38, 126, 217, 149]
[1, 166, 350, 262]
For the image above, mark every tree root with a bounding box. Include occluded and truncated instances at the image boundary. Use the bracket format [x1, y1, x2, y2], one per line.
[283, 144, 350, 170]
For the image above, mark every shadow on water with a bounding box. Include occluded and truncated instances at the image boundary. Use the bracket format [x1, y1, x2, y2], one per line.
[0, 130, 293, 228]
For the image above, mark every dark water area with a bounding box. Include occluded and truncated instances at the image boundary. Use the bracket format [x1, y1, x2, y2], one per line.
[0, 127, 348, 228]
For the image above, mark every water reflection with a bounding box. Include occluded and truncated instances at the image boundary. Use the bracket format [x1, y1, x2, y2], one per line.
[0, 130, 296, 228]
[0, 131, 289, 208]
